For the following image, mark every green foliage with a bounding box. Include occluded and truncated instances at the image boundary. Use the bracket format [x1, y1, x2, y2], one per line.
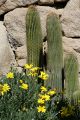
[0, 65, 80, 120]
[0, 66, 59, 120]
[54, 97, 80, 120]
[26, 6, 43, 67]
[46, 13, 63, 92]
[64, 54, 79, 102]
[0, 70, 39, 120]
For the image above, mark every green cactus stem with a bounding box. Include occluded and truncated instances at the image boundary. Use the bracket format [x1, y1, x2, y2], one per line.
[46, 13, 63, 92]
[64, 53, 79, 103]
[26, 6, 43, 67]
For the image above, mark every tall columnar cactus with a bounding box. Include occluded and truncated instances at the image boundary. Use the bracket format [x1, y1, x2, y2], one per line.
[46, 13, 63, 92]
[26, 6, 43, 66]
[64, 54, 79, 103]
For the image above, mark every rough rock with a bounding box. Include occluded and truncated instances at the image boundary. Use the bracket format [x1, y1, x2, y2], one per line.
[4, 6, 63, 47]
[61, 0, 80, 37]
[0, 21, 15, 74]
[4, 8, 27, 47]
[55, 0, 67, 2]
[63, 37, 80, 52]
[57, 9, 63, 16]
[39, 0, 54, 4]
[18, 59, 26, 67]
[15, 46, 27, 59]
[0, 0, 38, 15]
[62, 0, 80, 10]
[0, 0, 6, 6]
[38, 0, 67, 4]
[63, 37, 80, 71]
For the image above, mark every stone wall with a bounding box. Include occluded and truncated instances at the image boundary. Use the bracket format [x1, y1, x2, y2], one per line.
[0, 0, 80, 79]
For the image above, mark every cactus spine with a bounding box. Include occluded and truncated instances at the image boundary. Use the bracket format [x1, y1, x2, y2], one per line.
[64, 54, 79, 103]
[26, 6, 43, 66]
[46, 13, 63, 92]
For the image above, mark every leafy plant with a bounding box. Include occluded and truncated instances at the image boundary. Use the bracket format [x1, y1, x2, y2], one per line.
[0, 64, 58, 120]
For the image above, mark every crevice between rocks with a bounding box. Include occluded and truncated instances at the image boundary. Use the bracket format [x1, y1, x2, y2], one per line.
[38, 0, 69, 8]
[71, 36, 80, 39]
[0, 14, 4, 21]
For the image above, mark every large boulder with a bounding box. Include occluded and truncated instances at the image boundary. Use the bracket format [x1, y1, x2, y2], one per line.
[0, 21, 15, 74]
[15, 46, 27, 59]
[4, 8, 27, 47]
[0, 0, 6, 6]
[61, 0, 80, 37]
[0, 0, 38, 15]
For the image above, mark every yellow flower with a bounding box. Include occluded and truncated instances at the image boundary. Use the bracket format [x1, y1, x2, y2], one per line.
[19, 80, 23, 84]
[6, 72, 14, 79]
[28, 72, 37, 77]
[24, 64, 33, 69]
[2, 84, 11, 92]
[28, 67, 40, 77]
[20, 83, 28, 90]
[40, 86, 47, 92]
[0, 84, 10, 95]
[47, 90, 56, 96]
[38, 98, 45, 104]
[39, 94, 50, 101]
[38, 71, 48, 80]
[30, 67, 40, 72]
[37, 106, 46, 113]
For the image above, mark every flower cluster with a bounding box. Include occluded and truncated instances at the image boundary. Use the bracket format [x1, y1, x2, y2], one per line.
[24, 64, 55, 113]
[24, 64, 48, 80]
[0, 63, 79, 120]
[0, 71, 29, 96]
[37, 86, 56, 113]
